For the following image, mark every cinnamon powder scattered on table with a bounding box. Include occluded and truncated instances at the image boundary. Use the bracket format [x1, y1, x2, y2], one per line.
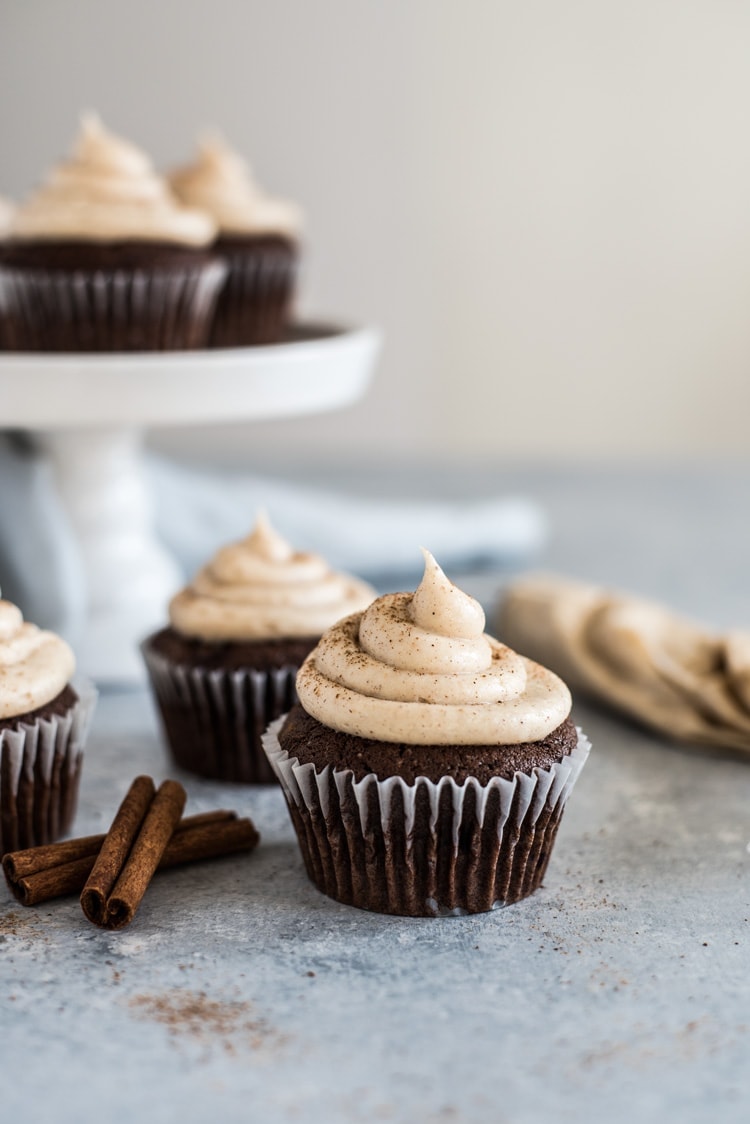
[128, 989, 283, 1054]
[0, 910, 46, 940]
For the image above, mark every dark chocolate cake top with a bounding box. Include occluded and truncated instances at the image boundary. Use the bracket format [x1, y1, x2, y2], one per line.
[279, 703, 579, 785]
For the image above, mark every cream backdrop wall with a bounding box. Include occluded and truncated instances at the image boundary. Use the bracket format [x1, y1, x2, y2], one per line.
[2, 0, 750, 462]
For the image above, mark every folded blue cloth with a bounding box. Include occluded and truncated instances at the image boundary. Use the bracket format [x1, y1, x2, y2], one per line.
[0, 445, 545, 641]
[150, 456, 545, 584]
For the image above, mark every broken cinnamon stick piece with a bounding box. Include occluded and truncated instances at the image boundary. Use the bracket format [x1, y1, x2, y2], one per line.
[81, 777, 187, 929]
[3, 811, 245, 907]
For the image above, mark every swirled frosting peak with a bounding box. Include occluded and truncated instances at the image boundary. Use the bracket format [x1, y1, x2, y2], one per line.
[411, 547, 486, 639]
[10, 113, 216, 246]
[168, 135, 302, 238]
[243, 508, 295, 564]
[169, 512, 376, 641]
[296, 551, 572, 745]
[0, 598, 75, 719]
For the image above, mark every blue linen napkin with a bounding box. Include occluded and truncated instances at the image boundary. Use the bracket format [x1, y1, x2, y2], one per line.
[0, 445, 545, 641]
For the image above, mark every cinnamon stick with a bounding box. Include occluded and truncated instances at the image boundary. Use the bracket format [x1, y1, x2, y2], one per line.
[5, 834, 108, 880]
[9, 854, 99, 907]
[159, 816, 259, 869]
[81, 777, 186, 929]
[3, 810, 251, 907]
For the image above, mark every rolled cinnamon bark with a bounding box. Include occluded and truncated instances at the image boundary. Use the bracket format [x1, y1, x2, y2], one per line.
[158, 816, 260, 869]
[81, 777, 186, 929]
[5, 834, 106, 881]
[80, 776, 155, 925]
[11, 854, 98, 906]
[3, 810, 252, 906]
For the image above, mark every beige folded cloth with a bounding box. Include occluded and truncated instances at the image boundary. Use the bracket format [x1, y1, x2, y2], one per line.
[498, 574, 750, 752]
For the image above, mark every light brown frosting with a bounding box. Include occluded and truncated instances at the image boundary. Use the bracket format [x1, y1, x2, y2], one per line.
[499, 573, 750, 753]
[168, 136, 302, 238]
[0, 598, 75, 719]
[0, 196, 15, 239]
[296, 551, 572, 745]
[10, 114, 216, 246]
[169, 511, 375, 641]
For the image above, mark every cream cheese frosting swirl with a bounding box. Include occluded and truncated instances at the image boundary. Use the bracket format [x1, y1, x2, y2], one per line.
[10, 114, 216, 246]
[169, 511, 375, 641]
[168, 136, 302, 239]
[296, 550, 572, 745]
[0, 598, 75, 719]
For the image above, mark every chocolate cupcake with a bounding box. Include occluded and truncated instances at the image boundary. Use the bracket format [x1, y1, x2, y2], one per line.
[0, 596, 96, 855]
[0, 114, 225, 351]
[263, 551, 590, 916]
[142, 512, 375, 784]
[169, 137, 302, 346]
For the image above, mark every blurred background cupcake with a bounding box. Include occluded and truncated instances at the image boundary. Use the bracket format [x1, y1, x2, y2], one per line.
[169, 135, 302, 346]
[142, 511, 374, 784]
[0, 114, 226, 351]
[0, 594, 95, 854]
[0, 195, 15, 349]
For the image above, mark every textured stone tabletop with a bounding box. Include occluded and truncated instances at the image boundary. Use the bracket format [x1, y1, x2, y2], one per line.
[2, 463, 750, 1124]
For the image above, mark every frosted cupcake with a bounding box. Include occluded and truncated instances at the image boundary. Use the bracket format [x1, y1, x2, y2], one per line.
[0, 596, 95, 854]
[169, 136, 301, 346]
[0, 114, 225, 350]
[263, 551, 590, 916]
[142, 512, 375, 784]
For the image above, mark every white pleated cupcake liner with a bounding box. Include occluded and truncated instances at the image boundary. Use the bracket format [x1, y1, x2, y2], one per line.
[0, 677, 97, 855]
[142, 640, 299, 784]
[210, 237, 297, 346]
[263, 716, 591, 917]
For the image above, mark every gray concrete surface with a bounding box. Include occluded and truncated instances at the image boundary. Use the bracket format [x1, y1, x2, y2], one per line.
[2, 463, 750, 1124]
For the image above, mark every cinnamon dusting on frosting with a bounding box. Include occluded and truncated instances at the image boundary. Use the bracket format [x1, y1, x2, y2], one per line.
[169, 511, 374, 642]
[296, 551, 571, 745]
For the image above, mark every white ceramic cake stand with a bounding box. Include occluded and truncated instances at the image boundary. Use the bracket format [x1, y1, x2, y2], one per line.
[0, 322, 380, 683]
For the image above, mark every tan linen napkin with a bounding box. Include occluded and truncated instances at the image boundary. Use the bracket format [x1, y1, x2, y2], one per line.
[498, 574, 750, 752]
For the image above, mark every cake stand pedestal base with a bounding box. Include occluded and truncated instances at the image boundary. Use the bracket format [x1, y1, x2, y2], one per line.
[34, 428, 181, 684]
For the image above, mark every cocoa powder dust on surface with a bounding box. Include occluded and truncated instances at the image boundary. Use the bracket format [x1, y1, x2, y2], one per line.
[128, 989, 284, 1056]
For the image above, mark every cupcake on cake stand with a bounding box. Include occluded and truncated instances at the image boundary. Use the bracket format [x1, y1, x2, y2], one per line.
[0, 116, 380, 682]
[0, 323, 380, 682]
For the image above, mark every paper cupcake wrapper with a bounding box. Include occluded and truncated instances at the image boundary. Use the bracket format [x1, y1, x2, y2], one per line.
[210, 238, 297, 347]
[142, 641, 299, 784]
[263, 718, 591, 917]
[0, 678, 97, 855]
[0, 290, 10, 349]
[0, 261, 226, 351]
